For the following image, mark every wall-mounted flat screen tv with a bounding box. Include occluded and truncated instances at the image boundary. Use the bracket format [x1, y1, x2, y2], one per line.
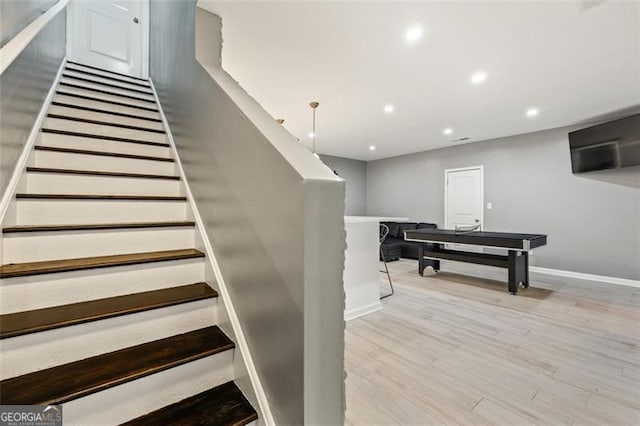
[569, 114, 640, 174]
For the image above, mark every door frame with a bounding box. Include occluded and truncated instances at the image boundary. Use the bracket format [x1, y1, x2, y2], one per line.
[66, 0, 150, 79]
[444, 165, 484, 230]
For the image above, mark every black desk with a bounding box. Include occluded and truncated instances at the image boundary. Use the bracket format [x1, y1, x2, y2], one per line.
[404, 229, 547, 294]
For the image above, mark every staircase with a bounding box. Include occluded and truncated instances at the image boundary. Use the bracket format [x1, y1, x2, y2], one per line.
[0, 61, 258, 425]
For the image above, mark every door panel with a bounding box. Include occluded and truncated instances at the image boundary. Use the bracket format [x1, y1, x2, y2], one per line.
[88, 8, 130, 61]
[453, 176, 474, 215]
[69, 0, 146, 78]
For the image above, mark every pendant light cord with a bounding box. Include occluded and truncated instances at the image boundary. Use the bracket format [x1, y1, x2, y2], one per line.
[310, 101, 319, 154]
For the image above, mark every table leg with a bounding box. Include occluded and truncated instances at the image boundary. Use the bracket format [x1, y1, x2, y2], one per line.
[523, 252, 530, 288]
[418, 244, 425, 276]
[508, 251, 529, 294]
[432, 259, 440, 272]
[508, 250, 518, 295]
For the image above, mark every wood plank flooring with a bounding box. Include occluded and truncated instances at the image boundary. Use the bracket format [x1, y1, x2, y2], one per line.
[345, 260, 640, 425]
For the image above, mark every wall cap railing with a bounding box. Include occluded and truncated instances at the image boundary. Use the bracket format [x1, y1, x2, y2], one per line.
[0, 0, 68, 75]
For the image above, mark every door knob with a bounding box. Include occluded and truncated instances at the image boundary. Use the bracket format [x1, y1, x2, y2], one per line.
[133, 17, 139, 24]
[475, 219, 479, 222]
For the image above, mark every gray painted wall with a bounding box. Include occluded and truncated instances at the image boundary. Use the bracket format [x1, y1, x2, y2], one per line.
[367, 127, 640, 281]
[321, 154, 367, 215]
[149, 2, 345, 424]
[0, 10, 66, 196]
[0, 0, 59, 46]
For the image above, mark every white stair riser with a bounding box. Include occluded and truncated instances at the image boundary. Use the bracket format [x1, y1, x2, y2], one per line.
[63, 70, 152, 93]
[53, 94, 161, 120]
[60, 77, 156, 101]
[15, 199, 187, 224]
[43, 117, 167, 144]
[55, 85, 157, 110]
[48, 104, 164, 131]
[0, 259, 205, 312]
[0, 298, 218, 380]
[39, 131, 171, 157]
[65, 65, 150, 87]
[24, 173, 181, 196]
[4, 228, 195, 263]
[31, 150, 176, 175]
[64, 351, 234, 426]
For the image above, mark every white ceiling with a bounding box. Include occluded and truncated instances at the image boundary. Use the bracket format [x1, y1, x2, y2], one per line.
[204, 0, 640, 161]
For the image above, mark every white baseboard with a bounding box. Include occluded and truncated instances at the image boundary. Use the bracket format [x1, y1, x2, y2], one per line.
[345, 302, 383, 321]
[0, 56, 66, 224]
[149, 79, 275, 426]
[530, 266, 640, 288]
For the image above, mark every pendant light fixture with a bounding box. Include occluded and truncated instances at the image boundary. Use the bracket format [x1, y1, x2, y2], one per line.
[310, 101, 319, 158]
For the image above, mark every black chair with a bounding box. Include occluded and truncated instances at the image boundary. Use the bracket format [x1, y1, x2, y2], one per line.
[379, 224, 394, 299]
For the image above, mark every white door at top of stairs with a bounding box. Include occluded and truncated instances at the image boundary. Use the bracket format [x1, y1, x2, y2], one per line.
[67, 0, 149, 79]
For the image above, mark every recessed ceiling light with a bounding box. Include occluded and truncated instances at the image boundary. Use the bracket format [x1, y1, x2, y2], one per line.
[526, 107, 539, 117]
[405, 26, 423, 42]
[384, 104, 394, 113]
[470, 71, 487, 85]
[443, 128, 453, 135]
[308, 132, 315, 138]
[369, 145, 376, 151]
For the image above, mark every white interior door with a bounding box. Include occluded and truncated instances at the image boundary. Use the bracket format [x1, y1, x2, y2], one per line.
[68, 0, 148, 78]
[445, 166, 484, 251]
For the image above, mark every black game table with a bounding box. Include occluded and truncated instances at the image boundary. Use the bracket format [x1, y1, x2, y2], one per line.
[404, 229, 547, 294]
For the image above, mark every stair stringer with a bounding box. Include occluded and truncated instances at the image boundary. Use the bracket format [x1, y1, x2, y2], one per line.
[150, 79, 273, 426]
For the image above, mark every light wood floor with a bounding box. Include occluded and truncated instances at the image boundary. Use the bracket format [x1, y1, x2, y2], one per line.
[345, 260, 640, 425]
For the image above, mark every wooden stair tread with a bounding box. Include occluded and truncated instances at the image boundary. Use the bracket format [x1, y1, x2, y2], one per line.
[0, 283, 217, 339]
[66, 60, 149, 83]
[123, 381, 258, 426]
[62, 74, 154, 95]
[56, 91, 159, 112]
[15, 194, 186, 201]
[59, 82, 156, 104]
[47, 113, 165, 134]
[34, 145, 174, 161]
[26, 167, 180, 180]
[64, 67, 151, 88]
[41, 128, 169, 147]
[0, 248, 204, 278]
[3, 221, 195, 234]
[0, 326, 233, 405]
[50, 101, 162, 122]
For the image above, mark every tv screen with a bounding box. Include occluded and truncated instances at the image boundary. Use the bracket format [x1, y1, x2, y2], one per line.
[568, 114, 640, 174]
